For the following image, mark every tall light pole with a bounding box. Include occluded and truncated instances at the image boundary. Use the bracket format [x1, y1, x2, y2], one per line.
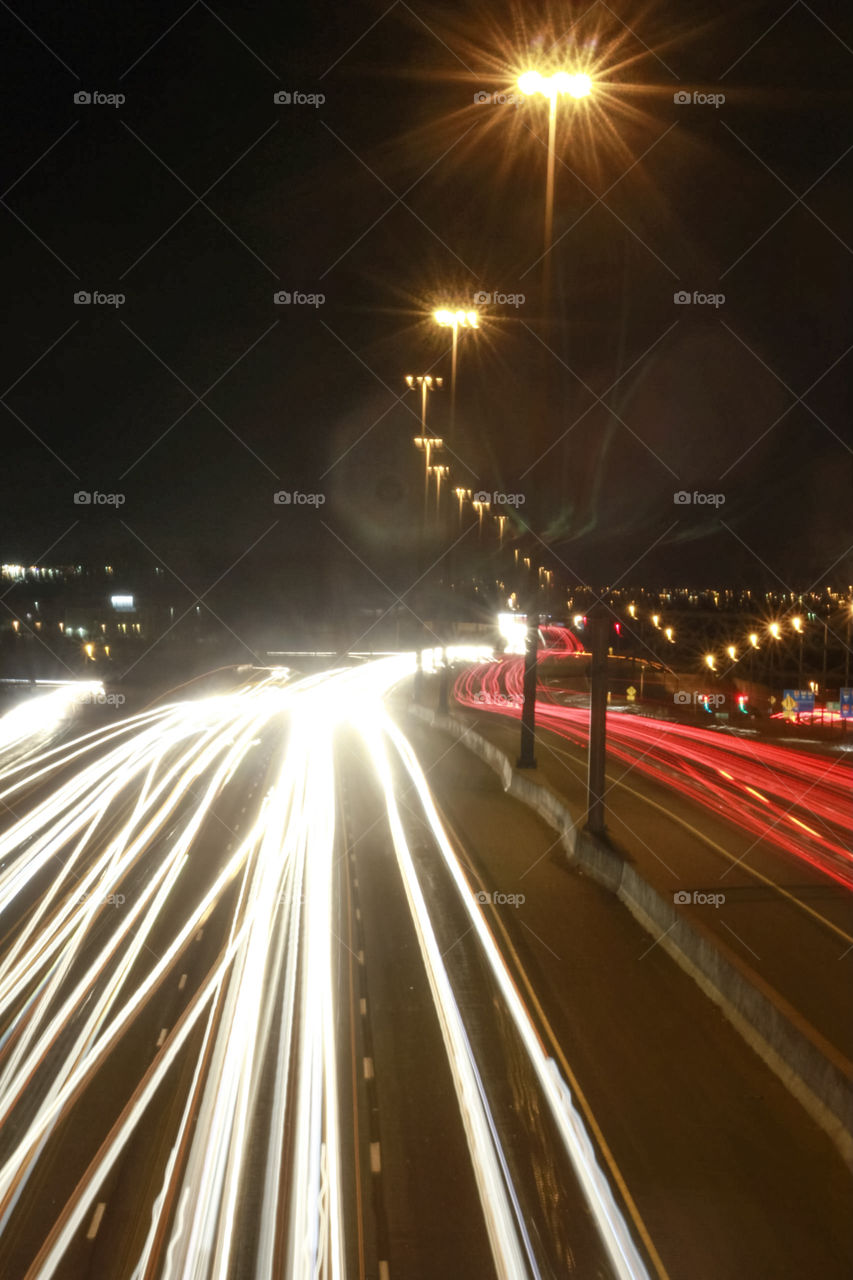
[516, 69, 593, 313]
[472, 497, 490, 541]
[428, 463, 449, 523]
[433, 308, 478, 435]
[748, 631, 759, 687]
[405, 373, 442, 433]
[413, 435, 443, 528]
[792, 615, 804, 687]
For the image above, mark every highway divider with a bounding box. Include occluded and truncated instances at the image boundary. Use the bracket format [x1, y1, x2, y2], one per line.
[407, 703, 853, 1169]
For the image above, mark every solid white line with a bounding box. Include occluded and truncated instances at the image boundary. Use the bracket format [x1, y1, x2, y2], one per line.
[85, 1202, 106, 1239]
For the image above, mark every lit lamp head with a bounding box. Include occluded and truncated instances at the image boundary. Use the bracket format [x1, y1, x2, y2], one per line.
[517, 69, 592, 100]
[433, 308, 479, 329]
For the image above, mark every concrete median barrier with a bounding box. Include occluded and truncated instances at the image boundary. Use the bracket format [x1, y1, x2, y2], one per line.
[406, 703, 853, 1167]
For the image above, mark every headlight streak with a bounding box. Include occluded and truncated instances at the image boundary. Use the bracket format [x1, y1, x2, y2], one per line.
[369, 711, 652, 1280]
[356, 717, 534, 1280]
[0, 655, 652, 1279]
[0, 682, 104, 757]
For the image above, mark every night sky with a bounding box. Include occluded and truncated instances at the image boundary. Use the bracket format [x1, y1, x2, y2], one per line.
[2, 0, 851, 610]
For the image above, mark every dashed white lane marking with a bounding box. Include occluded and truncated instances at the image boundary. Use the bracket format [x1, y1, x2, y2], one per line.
[178, 973, 187, 991]
[358, 950, 365, 965]
[379, 1263, 390, 1280]
[195, 929, 204, 942]
[355, 907, 361, 921]
[353, 878, 359, 889]
[156, 1028, 167, 1048]
[359, 998, 367, 1015]
[369, 1142, 381, 1173]
[86, 1202, 106, 1239]
[363, 1057, 374, 1079]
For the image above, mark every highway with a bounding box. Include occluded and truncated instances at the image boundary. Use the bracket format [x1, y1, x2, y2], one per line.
[0, 663, 658, 1280]
[453, 655, 853, 1066]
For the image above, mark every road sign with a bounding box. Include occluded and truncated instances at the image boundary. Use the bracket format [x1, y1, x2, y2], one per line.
[782, 689, 815, 719]
[841, 688, 853, 720]
[626, 685, 636, 702]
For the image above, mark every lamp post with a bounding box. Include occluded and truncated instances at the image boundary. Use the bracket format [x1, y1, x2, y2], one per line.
[428, 463, 449, 523]
[792, 615, 804, 687]
[413, 436, 443, 529]
[432, 308, 478, 435]
[748, 631, 759, 687]
[472, 497, 490, 541]
[516, 69, 593, 313]
[454, 486, 470, 526]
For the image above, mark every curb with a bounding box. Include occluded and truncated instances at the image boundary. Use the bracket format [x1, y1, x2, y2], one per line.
[406, 702, 853, 1169]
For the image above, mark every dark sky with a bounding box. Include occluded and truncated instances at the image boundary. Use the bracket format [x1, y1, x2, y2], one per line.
[1, 0, 851, 606]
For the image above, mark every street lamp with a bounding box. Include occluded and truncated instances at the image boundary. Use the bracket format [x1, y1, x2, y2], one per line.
[792, 615, 804, 687]
[405, 373, 442, 433]
[495, 512, 507, 547]
[704, 653, 715, 672]
[471, 496, 490, 540]
[428, 463, 450, 520]
[413, 435, 443, 527]
[433, 309, 478, 434]
[454, 486, 470, 525]
[516, 69, 593, 305]
[767, 620, 781, 681]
